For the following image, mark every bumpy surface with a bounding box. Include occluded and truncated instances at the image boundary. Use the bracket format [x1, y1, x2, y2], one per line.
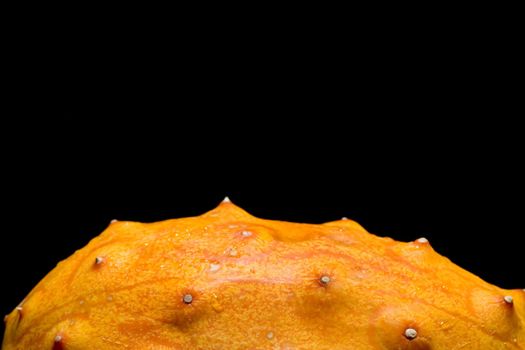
[2, 200, 524, 349]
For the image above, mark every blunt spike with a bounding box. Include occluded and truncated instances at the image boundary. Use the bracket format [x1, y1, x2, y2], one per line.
[320, 275, 331, 285]
[183, 294, 193, 304]
[15, 306, 23, 319]
[53, 334, 64, 350]
[404, 328, 417, 340]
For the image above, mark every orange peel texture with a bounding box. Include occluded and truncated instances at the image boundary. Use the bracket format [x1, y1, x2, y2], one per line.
[2, 200, 524, 349]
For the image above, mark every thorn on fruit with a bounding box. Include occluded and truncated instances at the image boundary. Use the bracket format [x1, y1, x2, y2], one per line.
[404, 328, 417, 340]
[53, 334, 64, 349]
[416, 237, 429, 244]
[16, 306, 23, 318]
[266, 331, 274, 340]
[222, 196, 231, 203]
[504, 295, 514, 305]
[183, 294, 193, 304]
[110, 219, 118, 224]
[95, 256, 104, 265]
[319, 275, 331, 285]
[341, 217, 349, 220]
[241, 230, 252, 237]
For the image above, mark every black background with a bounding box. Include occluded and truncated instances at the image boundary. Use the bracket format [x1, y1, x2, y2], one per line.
[1, 11, 523, 343]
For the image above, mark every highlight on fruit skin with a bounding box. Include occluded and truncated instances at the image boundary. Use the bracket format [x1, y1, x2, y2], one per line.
[2, 199, 524, 349]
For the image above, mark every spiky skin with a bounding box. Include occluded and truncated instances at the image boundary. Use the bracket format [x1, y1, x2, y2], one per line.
[2, 202, 524, 349]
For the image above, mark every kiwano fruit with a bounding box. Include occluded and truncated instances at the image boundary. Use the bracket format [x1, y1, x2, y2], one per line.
[2, 199, 524, 349]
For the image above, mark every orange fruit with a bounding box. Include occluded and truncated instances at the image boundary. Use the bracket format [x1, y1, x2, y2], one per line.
[3, 200, 524, 349]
